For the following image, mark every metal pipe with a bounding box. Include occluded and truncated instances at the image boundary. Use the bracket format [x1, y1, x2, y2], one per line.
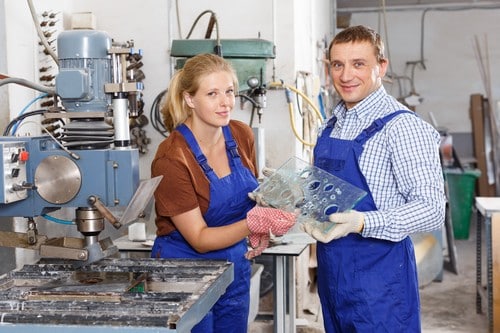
[338, 2, 500, 13]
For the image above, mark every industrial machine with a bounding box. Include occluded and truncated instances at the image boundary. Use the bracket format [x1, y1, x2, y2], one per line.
[170, 37, 275, 125]
[0, 29, 148, 265]
[0, 28, 234, 332]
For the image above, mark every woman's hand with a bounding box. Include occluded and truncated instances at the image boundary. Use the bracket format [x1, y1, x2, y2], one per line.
[245, 206, 297, 259]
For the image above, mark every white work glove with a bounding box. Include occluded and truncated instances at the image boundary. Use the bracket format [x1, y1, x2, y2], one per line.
[261, 166, 276, 178]
[248, 167, 276, 207]
[301, 210, 364, 243]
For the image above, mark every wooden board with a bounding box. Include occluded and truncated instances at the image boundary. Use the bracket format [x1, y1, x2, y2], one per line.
[469, 94, 496, 196]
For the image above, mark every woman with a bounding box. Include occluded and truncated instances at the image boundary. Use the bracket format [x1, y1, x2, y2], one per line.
[151, 53, 296, 333]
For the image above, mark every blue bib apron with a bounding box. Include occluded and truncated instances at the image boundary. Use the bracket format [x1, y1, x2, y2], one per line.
[313, 110, 421, 332]
[151, 124, 258, 333]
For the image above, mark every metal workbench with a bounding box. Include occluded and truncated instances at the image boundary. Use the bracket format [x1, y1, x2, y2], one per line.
[115, 232, 314, 333]
[261, 233, 312, 333]
[0, 258, 233, 332]
[475, 197, 500, 333]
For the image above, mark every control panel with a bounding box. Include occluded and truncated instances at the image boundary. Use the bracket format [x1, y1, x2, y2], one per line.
[0, 141, 29, 204]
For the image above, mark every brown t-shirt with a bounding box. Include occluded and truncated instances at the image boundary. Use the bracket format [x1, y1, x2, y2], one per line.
[151, 120, 258, 236]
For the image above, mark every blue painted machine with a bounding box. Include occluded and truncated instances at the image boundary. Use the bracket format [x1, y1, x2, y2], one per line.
[0, 29, 148, 265]
[0, 26, 235, 332]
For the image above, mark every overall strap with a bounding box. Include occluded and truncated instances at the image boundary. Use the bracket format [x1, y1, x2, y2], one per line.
[222, 125, 241, 161]
[355, 110, 414, 145]
[176, 124, 217, 180]
[321, 116, 337, 138]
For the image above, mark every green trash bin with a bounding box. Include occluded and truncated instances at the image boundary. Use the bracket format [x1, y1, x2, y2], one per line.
[444, 168, 481, 240]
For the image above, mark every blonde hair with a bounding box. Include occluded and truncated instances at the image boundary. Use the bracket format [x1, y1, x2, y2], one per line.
[161, 53, 239, 132]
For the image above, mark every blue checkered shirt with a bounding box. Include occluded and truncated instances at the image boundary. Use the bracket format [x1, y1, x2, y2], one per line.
[323, 85, 446, 242]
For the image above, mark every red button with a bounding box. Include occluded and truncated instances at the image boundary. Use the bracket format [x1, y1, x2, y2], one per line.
[19, 150, 29, 162]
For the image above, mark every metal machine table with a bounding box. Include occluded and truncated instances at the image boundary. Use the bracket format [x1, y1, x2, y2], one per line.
[262, 232, 314, 333]
[475, 197, 500, 333]
[116, 234, 313, 333]
[0, 257, 233, 332]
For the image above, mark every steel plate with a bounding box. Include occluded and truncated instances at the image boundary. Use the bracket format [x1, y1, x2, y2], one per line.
[0, 258, 233, 332]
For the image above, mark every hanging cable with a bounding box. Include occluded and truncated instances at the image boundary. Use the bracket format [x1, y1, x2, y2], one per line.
[317, 93, 327, 119]
[150, 89, 169, 137]
[269, 81, 323, 120]
[379, 0, 395, 75]
[3, 109, 46, 136]
[42, 214, 75, 225]
[175, 0, 182, 38]
[295, 79, 304, 117]
[184, 10, 222, 56]
[285, 88, 314, 146]
[236, 94, 259, 127]
[268, 81, 324, 147]
[10, 93, 48, 135]
[0, 77, 56, 95]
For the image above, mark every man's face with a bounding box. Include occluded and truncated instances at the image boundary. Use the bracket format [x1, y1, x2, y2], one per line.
[329, 41, 387, 109]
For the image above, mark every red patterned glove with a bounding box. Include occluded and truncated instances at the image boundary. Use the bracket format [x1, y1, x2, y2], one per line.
[246, 233, 271, 260]
[245, 206, 297, 259]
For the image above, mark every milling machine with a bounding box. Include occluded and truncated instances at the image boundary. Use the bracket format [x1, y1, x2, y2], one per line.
[0, 29, 147, 265]
[0, 29, 233, 332]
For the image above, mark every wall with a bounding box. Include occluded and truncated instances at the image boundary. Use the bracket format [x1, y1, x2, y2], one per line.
[0, 0, 332, 268]
[0, 0, 8, 129]
[342, 5, 500, 135]
[1, 0, 331, 172]
[6, 3, 495, 161]
[3, 0, 40, 135]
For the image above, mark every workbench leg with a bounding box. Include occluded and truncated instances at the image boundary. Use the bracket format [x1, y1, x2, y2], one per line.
[477, 209, 483, 314]
[287, 256, 296, 333]
[487, 216, 493, 333]
[491, 213, 500, 333]
[274, 255, 285, 333]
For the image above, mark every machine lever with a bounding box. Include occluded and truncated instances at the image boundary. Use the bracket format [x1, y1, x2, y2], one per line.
[11, 181, 36, 191]
[88, 196, 122, 229]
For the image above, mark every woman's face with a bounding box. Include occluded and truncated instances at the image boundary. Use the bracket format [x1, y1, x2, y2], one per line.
[184, 71, 235, 128]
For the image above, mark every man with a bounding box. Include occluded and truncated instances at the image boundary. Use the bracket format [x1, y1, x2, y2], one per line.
[302, 25, 446, 332]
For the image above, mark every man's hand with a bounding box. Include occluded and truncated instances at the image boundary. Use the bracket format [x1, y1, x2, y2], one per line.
[301, 210, 364, 243]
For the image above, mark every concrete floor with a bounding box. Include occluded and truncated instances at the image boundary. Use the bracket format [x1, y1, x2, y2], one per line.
[419, 219, 488, 333]
[249, 217, 489, 333]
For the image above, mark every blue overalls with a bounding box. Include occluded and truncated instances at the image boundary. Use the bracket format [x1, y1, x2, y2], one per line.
[313, 110, 421, 332]
[151, 124, 258, 333]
